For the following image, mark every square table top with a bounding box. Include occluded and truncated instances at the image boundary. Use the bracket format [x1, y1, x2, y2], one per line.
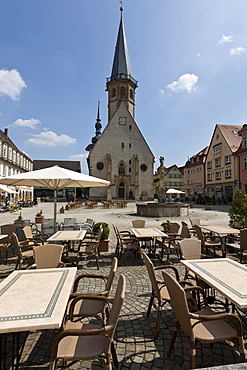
[181, 258, 247, 308]
[201, 225, 240, 235]
[47, 229, 86, 242]
[130, 227, 167, 238]
[0, 267, 77, 333]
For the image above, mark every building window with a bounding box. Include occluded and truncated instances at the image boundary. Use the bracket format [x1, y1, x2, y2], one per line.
[129, 143, 131, 148]
[129, 125, 132, 130]
[2, 165, 6, 177]
[214, 145, 221, 157]
[112, 88, 116, 98]
[121, 142, 124, 149]
[207, 161, 212, 169]
[243, 157, 247, 170]
[97, 162, 104, 170]
[129, 160, 131, 164]
[243, 136, 247, 148]
[129, 168, 131, 173]
[3, 145, 7, 158]
[215, 158, 221, 167]
[225, 155, 231, 164]
[130, 89, 133, 99]
[140, 164, 147, 171]
[216, 171, 221, 180]
[120, 86, 126, 98]
[119, 163, 125, 175]
[207, 173, 212, 181]
[225, 169, 231, 179]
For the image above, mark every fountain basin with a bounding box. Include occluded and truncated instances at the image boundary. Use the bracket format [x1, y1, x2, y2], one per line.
[136, 202, 189, 217]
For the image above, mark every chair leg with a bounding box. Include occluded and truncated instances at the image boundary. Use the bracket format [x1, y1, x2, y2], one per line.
[167, 321, 179, 356]
[95, 254, 100, 270]
[147, 293, 154, 316]
[190, 341, 197, 369]
[111, 342, 119, 368]
[155, 300, 162, 339]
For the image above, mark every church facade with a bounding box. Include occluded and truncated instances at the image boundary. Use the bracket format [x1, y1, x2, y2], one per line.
[86, 11, 154, 201]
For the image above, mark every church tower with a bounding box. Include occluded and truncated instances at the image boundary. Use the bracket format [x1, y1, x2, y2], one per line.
[86, 8, 154, 201]
[106, 9, 138, 122]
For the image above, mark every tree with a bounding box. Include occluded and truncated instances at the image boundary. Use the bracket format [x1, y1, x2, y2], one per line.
[228, 190, 247, 229]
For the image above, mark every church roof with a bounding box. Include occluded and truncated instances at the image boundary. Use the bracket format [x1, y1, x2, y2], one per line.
[110, 14, 132, 80]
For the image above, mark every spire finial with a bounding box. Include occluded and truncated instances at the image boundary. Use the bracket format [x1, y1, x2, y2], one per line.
[119, 0, 124, 12]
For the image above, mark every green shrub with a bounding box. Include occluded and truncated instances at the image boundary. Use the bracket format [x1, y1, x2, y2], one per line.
[93, 222, 110, 240]
[161, 220, 172, 232]
[228, 190, 247, 229]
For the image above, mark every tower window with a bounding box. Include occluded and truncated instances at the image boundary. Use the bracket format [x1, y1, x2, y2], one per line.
[140, 164, 147, 171]
[112, 88, 116, 98]
[97, 162, 104, 170]
[121, 142, 124, 149]
[130, 89, 133, 99]
[129, 160, 131, 164]
[119, 163, 125, 175]
[129, 143, 131, 148]
[129, 125, 132, 130]
[120, 86, 126, 98]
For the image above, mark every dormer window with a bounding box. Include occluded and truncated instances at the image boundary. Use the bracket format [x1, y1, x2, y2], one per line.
[243, 136, 247, 148]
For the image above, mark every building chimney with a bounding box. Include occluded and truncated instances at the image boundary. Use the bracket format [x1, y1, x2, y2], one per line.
[4, 128, 8, 137]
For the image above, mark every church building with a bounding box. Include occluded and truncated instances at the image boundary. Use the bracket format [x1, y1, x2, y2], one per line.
[86, 9, 154, 200]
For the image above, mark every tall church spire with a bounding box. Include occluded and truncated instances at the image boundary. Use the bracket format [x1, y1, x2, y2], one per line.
[111, 12, 132, 81]
[106, 8, 138, 121]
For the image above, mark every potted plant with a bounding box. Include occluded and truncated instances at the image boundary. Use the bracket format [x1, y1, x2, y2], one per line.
[60, 206, 65, 213]
[93, 222, 110, 252]
[14, 211, 25, 224]
[65, 204, 70, 210]
[35, 210, 44, 224]
[161, 220, 172, 233]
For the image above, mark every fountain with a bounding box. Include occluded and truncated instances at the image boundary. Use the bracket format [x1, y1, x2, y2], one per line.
[136, 156, 189, 217]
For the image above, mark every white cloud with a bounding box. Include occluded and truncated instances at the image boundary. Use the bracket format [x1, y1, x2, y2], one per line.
[218, 34, 235, 44]
[25, 131, 76, 147]
[11, 118, 41, 129]
[69, 153, 87, 160]
[230, 46, 245, 55]
[166, 73, 198, 93]
[0, 69, 27, 100]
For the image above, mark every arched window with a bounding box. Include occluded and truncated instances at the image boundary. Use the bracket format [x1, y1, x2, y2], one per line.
[112, 88, 116, 98]
[120, 86, 126, 98]
[119, 162, 125, 175]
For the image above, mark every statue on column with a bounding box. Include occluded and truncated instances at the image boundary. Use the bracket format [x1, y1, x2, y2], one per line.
[158, 156, 166, 202]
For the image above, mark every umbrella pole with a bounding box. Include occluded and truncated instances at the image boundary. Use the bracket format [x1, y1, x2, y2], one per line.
[54, 189, 57, 231]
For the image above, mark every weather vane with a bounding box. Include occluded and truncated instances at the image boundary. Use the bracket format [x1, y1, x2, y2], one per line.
[118, 0, 124, 11]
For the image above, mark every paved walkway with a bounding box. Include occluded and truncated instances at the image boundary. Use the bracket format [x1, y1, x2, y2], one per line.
[1, 202, 246, 369]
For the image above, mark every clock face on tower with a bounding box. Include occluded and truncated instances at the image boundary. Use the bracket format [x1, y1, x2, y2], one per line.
[119, 117, 126, 125]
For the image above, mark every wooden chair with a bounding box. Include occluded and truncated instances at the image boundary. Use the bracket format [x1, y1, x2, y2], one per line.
[49, 274, 126, 370]
[76, 226, 103, 269]
[132, 219, 145, 228]
[27, 244, 66, 269]
[162, 270, 245, 369]
[225, 228, 247, 263]
[22, 225, 49, 246]
[194, 224, 224, 257]
[142, 252, 195, 338]
[68, 257, 118, 324]
[10, 232, 36, 269]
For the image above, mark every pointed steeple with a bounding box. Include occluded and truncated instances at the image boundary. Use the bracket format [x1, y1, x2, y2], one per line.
[106, 9, 138, 121]
[85, 100, 102, 151]
[111, 12, 132, 80]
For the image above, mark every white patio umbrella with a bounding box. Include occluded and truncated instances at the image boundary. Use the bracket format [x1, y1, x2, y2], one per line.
[0, 165, 110, 226]
[166, 188, 185, 194]
[0, 184, 17, 194]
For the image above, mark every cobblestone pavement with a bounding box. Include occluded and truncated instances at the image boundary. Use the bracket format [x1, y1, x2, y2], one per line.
[1, 202, 247, 369]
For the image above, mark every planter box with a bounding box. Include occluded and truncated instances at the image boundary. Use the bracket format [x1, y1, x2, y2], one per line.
[35, 216, 44, 224]
[99, 239, 109, 252]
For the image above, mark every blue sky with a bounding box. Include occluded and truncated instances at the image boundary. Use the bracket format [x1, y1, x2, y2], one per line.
[1, 0, 247, 173]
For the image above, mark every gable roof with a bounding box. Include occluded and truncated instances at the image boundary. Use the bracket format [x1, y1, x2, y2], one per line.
[217, 124, 242, 153]
[33, 160, 81, 173]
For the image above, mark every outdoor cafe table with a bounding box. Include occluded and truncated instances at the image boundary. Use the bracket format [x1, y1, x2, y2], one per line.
[181, 258, 247, 310]
[47, 229, 87, 253]
[0, 267, 77, 368]
[201, 225, 240, 236]
[130, 227, 167, 252]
